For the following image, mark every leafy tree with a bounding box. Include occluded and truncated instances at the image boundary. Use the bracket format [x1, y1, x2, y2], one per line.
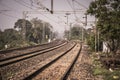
[31, 18, 53, 43]
[87, 0, 120, 54]
[65, 24, 87, 40]
[64, 30, 69, 40]
[31, 18, 44, 43]
[14, 19, 32, 40]
[70, 26, 82, 40]
[0, 30, 5, 49]
[44, 22, 53, 40]
[1, 29, 23, 49]
[52, 31, 58, 39]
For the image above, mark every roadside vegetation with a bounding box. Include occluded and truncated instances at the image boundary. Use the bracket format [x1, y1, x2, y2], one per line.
[87, 0, 120, 80]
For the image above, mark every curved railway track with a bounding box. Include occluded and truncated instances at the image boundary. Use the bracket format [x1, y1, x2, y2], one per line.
[22, 42, 82, 80]
[0, 40, 66, 60]
[61, 44, 82, 80]
[0, 40, 60, 54]
[0, 41, 82, 80]
[0, 40, 73, 80]
[0, 41, 68, 67]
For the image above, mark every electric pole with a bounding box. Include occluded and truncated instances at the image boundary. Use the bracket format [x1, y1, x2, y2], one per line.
[42, 22, 45, 43]
[51, 0, 53, 14]
[22, 11, 27, 40]
[82, 13, 87, 42]
[65, 13, 70, 40]
[98, 30, 99, 52]
[95, 18, 97, 52]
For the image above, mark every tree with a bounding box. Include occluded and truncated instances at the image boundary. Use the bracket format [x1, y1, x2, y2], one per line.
[14, 19, 32, 40]
[1, 29, 23, 48]
[0, 29, 4, 49]
[44, 22, 53, 40]
[70, 26, 81, 40]
[31, 18, 53, 43]
[64, 30, 69, 40]
[31, 18, 44, 43]
[52, 31, 59, 39]
[87, 0, 120, 54]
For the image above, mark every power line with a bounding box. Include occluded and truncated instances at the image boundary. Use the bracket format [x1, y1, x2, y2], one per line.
[20, 0, 39, 9]
[31, 11, 58, 23]
[66, 0, 77, 22]
[0, 3, 21, 13]
[13, 0, 58, 25]
[72, 0, 85, 24]
[14, 0, 69, 27]
[38, 12, 66, 28]
[72, 0, 88, 9]
[0, 12, 20, 19]
[66, 0, 85, 24]
[14, 0, 35, 10]
[66, 0, 74, 10]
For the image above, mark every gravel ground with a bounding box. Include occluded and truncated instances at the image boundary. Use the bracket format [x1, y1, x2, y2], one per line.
[0, 42, 72, 80]
[33, 43, 80, 80]
[67, 44, 103, 80]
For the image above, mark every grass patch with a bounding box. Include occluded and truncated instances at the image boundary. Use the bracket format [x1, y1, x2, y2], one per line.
[91, 52, 120, 80]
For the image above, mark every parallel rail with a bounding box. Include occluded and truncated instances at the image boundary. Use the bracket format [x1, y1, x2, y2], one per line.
[61, 43, 82, 80]
[0, 41, 68, 67]
[0, 39, 62, 54]
[23, 42, 77, 80]
[0, 41, 67, 62]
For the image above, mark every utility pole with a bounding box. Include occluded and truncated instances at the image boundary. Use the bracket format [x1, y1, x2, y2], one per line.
[22, 11, 27, 40]
[65, 13, 70, 40]
[82, 26, 84, 42]
[69, 23, 72, 40]
[42, 22, 45, 43]
[82, 13, 87, 42]
[51, 0, 53, 14]
[66, 13, 70, 25]
[95, 18, 97, 52]
[98, 30, 100, 52]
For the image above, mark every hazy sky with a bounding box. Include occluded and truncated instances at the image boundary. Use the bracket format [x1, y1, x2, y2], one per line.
[0, 0, 94, 34]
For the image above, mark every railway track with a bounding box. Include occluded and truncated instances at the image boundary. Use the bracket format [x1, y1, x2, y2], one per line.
[0, 41, 68, 67]
[61, 44, 82, 80]
[22, 42, 82, 80]
[0, 41, 74, 80]
[0, 40, 65, 60]
[0, 39, 60, 54]
[0, 41, 82, 80]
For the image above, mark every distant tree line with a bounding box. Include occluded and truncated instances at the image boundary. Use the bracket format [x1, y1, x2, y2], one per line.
[64, 24, 87, 41]
[0, 18, 56, 50]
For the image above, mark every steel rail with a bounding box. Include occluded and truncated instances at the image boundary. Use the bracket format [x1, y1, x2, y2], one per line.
[0, 41, 68, 67]
[23, 42, 76, 80]
[61, 43, 82, 80]
[0, 41, 67, 62]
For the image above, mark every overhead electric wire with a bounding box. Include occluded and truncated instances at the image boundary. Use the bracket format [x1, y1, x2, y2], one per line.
[30, 0, 34, 6]
[13, 0, 50, 19]
[66, 0, 74, 10]
[39, 13, 65, 28]
[72, 0, 85, 24]
[72, 0, 88, 9]
[14, 0, 56, 22]
[14, 0, 35, 10]
[0, 2, 21, 13]
[72, 0, 78, 19]
[20, 0, 40, 9]
[0, 3, 13, 10]
[14, 0, 67, 28]
[0, 12, 20, 19]
[65, 0, 84, 24]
